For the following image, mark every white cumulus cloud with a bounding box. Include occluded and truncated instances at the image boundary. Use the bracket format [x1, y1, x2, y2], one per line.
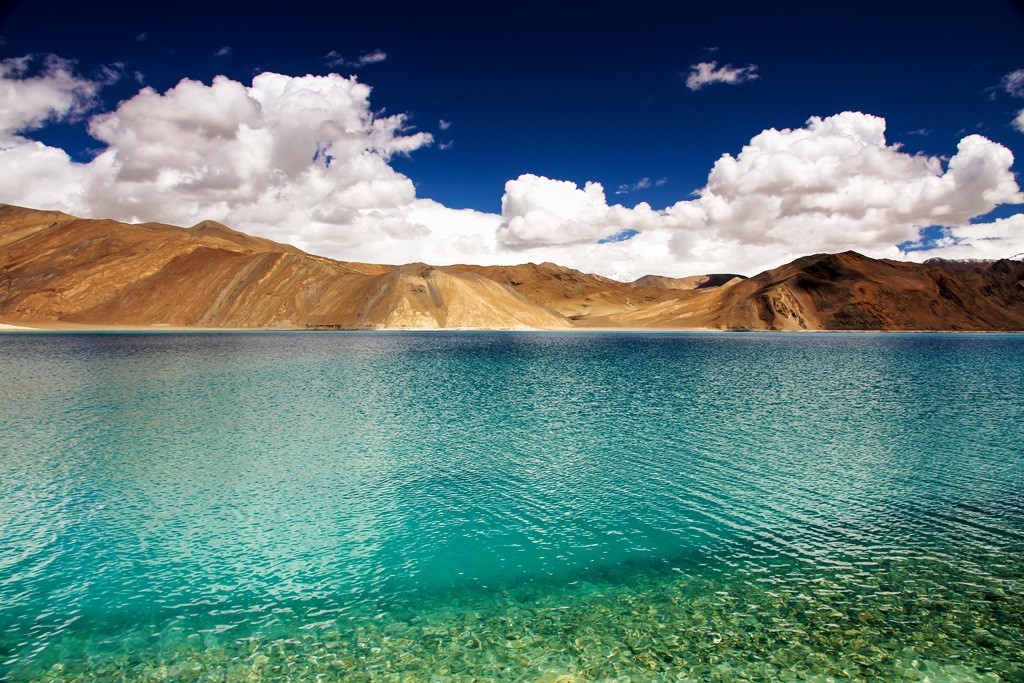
[695, 114, 1021, 254]
[496, 113, 1022, 277]
[0, 57, 1021, 281]
[907, 214, 1024, 261]
[499, 175, 678, 249]
[685, 61, 759, 91]
[0, 55, 111, 135]
[0, 65, 502, 263]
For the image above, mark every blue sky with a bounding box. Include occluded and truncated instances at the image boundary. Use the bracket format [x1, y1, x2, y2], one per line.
[1, 0, 1023, 278]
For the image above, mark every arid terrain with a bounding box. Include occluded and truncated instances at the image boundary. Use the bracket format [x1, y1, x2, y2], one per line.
[2, 203, 1023, 331]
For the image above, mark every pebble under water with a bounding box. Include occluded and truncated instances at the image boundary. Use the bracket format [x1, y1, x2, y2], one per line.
[0, 331, 1021, 682]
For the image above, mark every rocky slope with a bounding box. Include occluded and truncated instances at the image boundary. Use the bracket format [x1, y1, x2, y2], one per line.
[450, 262, 688, 320]
[925, 257, 1024, 290]
[2, 204, 1023, 330]
[0, 204, 567, 329]
[590, 251, 1024, 331]
[629, 273, 746, 291]
[716, 251, 1024, 330]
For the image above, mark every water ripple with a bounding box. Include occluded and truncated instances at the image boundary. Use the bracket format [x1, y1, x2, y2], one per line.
[0, 331, 1022, 681]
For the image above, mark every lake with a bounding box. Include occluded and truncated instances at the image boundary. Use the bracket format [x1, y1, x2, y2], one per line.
[0, 331, 1021, 682]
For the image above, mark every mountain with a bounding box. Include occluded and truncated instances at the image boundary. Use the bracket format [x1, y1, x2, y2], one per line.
[449, 262, 688, 320]
[326, 263, 570, 329]
[0, 204, 567, 329]
[924, 257, 1024, 290]
[583, 252, 1024, 330]
[699, 251, 1024, 330]
[2, 204, 1023, 331]
[629, 273, 746, 290]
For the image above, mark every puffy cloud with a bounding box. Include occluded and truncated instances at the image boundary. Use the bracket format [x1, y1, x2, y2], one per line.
[0, 68, 457, 260]
[694, 114, 1021, 255]
[497, 113, 1022, 276]
[214, 46, 232, 57]
[498, 174, 701, 250]
[905, 214, 1024, 262]
[685, 61, 759, 91]
[0, 54, 112, 136]
[500, 175, 621, 247]
[0, 57, 1021, 281]
[1014, 109, 1024, 133]
[0, 141, 89, 211]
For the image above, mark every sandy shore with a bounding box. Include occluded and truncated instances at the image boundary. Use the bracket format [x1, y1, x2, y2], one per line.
[0, 321, 278, 332]
[0, 321, 724, 333]
[1, 321, 1019, 334]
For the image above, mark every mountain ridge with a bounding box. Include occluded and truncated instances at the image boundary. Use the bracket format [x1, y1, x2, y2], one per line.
[2, 204, 1023, 331]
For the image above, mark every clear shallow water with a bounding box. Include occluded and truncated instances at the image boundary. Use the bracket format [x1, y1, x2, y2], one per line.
[0, 331, 1022, 682]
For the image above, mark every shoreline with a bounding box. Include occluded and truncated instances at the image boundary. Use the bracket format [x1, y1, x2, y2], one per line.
[1, 321, 1022, 334]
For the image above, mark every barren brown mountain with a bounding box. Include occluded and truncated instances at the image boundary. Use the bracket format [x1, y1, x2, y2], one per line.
[2, 203, 1023, 330]
[595, 251, 1024, 331]
[0, 204, 566, 329]
[629, 273, 747, 291]
[924, 257, 1024, 290]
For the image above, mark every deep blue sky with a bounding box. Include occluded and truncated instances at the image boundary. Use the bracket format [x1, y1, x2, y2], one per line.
[2, 0, 1023, 215]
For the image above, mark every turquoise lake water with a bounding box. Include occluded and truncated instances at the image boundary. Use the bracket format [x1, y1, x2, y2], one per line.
[0, 331, 1022, 682]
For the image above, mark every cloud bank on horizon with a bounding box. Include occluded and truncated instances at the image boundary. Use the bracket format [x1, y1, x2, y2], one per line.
[0, 54, 1022, 280]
